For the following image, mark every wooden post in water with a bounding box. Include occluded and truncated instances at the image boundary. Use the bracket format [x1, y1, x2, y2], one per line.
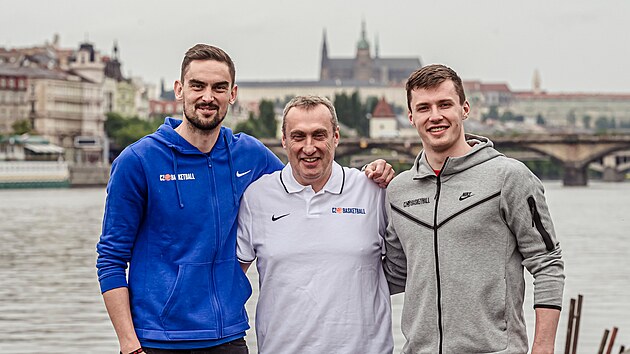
[599, 329, 610, 354]
[564, 298, 576, 354]
[570, 294, 583, 354]
[605, 327, 619, 354]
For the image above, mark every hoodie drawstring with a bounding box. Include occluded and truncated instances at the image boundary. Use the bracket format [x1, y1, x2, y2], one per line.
[168, 132, 235, 209]
[170, 148, 184, 209]
[224, 134, 238, 207]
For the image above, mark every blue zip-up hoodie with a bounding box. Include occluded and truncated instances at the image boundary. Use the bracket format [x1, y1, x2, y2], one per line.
[96, 117, 284, 342]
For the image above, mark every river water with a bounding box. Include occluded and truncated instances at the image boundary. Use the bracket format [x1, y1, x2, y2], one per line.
[0, 181, 628, 353]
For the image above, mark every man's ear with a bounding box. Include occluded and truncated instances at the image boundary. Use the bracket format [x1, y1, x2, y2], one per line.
[462, 100, 470, 119]
[174, 80, 183, 101]
[229, 84, 238, 104]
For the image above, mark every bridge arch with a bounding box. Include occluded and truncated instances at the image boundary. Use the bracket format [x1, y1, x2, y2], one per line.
[492, 135, 630, 186]
[260, 135, 630, 186]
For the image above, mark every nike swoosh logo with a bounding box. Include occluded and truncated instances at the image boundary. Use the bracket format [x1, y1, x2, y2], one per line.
[459, 193, 473, 201]
[271, 213, 290, 221]
[236, 170, 252, 178]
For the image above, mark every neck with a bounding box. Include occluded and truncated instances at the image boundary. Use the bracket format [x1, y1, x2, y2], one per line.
[175, 119, 221, 153]
[425, 139, 472, 171]
[295, 169, 333, 193]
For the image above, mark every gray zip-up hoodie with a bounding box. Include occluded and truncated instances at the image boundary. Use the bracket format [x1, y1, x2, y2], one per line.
[383, 134, 564, 354]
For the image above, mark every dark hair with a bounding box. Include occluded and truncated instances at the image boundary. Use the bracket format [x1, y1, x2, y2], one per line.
[282, 95, 338, 135]
[405, 64, 466, 110]
[180, 44, 236, 85]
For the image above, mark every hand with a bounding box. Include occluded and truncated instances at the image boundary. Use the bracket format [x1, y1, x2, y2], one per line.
[363, 159, 395, 188]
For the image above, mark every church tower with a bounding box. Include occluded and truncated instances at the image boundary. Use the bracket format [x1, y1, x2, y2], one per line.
[354, 20, 372, 81]
[320, 29, 330, 80]
[532, 69, 542, 95]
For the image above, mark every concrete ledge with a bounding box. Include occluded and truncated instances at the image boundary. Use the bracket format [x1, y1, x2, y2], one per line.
[69, 164, 110, 187]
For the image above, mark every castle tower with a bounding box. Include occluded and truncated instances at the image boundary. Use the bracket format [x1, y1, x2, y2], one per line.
[320, 29, 330, 80]
[532, 69, 542, 94]
[354, 20, 372, 82]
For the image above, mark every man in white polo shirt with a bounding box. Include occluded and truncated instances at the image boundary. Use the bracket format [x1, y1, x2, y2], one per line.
[237, 95, 393, 354]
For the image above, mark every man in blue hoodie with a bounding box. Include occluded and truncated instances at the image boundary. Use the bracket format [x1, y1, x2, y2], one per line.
[96, 44, 393, 354]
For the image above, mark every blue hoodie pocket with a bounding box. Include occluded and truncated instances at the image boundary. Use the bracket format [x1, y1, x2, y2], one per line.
[159, 263, 219, 333]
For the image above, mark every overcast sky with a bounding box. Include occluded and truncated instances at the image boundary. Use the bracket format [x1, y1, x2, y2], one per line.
[2, 0, 629, 93]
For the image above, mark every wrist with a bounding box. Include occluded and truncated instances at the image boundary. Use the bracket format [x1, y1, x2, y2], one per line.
[120, 348, 143, 354]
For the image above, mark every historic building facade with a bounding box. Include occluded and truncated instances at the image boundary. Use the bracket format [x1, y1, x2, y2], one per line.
[320, 21, 421, 84]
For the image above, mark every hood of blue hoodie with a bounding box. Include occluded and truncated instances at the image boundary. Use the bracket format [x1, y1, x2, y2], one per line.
[145, 117, 239, 209]
[149, 117, 230, 154]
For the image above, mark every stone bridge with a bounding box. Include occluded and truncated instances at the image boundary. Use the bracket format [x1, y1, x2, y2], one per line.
[259, 134, 630, 186]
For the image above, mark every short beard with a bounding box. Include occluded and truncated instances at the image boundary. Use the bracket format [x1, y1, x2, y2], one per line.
[183, 102, 226, 132]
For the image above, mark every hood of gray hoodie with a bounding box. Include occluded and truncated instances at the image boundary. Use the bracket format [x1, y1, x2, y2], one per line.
[412, 133, 504, 179]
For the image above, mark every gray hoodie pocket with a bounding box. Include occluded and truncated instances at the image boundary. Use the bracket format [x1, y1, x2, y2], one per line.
[441, 269, 508, 352]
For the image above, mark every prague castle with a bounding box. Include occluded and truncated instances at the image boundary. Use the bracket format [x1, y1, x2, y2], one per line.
[319, 21, 421, 84]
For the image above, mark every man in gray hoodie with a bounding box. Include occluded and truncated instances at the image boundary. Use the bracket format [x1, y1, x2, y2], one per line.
[383, 64, 565, 354]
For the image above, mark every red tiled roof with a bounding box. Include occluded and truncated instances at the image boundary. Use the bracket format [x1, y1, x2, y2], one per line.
[479, 83, 511, 92]
[513, 91, 630, 100]
[371, 97, 396, 118]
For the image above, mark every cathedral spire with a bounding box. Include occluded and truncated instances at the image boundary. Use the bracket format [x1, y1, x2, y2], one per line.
[357, 19, 370, 50]
[361, 19, 367, 41]
[321, 28, 328, 61]
[320, 29, 330, 80]
[113, 40, 119, 61]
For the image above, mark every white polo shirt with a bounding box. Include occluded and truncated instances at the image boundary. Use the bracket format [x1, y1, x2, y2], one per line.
[237, 161, 393, 354]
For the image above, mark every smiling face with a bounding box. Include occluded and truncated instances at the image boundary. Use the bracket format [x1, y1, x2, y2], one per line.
[408, 79, 471, 161]
[282, 104, 340, 192]
[174, 59, 237, 132]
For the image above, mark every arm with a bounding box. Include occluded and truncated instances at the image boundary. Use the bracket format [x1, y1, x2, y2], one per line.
[363, 159, 395, 188]
[501, 162, 564, 349]
[236, 190, 257, 271]
[531, 308, 561, 354]
[240, 261, 252, 273]
[96, 150, 147, 352]
[103, 287, 144, 353]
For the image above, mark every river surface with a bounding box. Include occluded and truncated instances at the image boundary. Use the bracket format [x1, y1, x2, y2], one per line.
[0, 181, 628, 353]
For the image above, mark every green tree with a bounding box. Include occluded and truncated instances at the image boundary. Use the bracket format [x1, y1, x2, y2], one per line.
[567, 110, 577, 126]
[536, 114, 546, 125]
[258, 100, 278, 137]
[105, 112, 162, 150]
[582, 115, 592, 129]
[364, 96, 379, 117]
[595, 116, 610, 132]
[333, 91, 369, 136]
[11, 119, 32, 135]
[233, 99, 278, 138]
[499, 110, 515, 122]
[235, 112, 261, 137]
[482, 105, 499, 122]
[105, 112, 126, 137]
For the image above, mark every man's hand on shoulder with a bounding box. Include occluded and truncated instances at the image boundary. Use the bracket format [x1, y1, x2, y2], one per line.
[363, 159, 395, 188]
